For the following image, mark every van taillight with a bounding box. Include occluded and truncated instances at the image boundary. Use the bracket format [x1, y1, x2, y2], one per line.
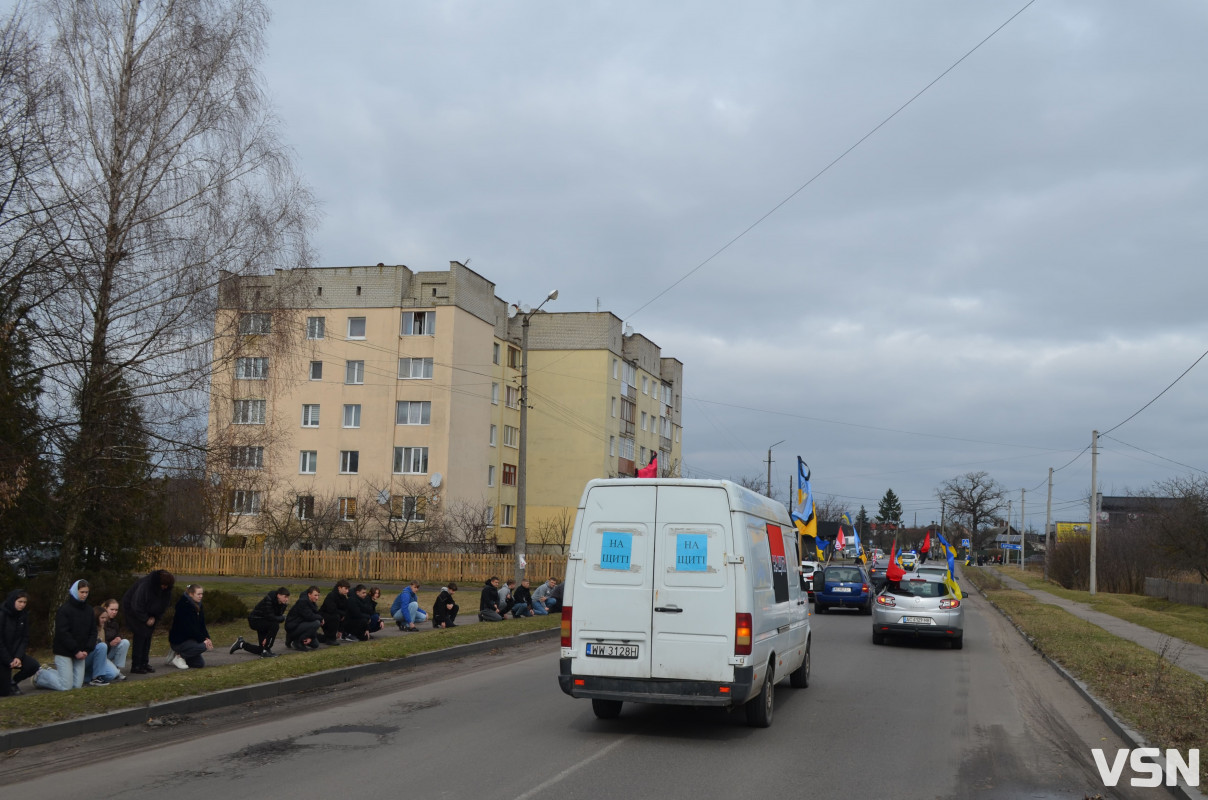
[735, 613, 752, 656]
[560, 607, 572, 647]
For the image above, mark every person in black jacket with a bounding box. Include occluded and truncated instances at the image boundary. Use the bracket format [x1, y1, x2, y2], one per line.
[232, 587, 290, 658]
[366, 586, 384, 635]
[1, 590, 39, 696]
[52, 579, 95, 689]
[510, 578, 536, 618]
[342, 584, 372, 641]
[319, 579, 351, 645]
[478, 576, 503, 622]
[431, 583, 459, 628]
[285, 586, 323, 651]
[167, 584, 213, 669]
[121, 569, 175, 674]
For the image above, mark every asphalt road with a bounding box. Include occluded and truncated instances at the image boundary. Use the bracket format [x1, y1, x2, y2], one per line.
[2, 591, 1152, 800]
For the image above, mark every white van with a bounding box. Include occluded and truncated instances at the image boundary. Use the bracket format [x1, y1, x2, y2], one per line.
[557, 479, 811, 727]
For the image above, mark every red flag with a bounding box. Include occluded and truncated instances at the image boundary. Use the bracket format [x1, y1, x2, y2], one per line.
[637, 453, 658, 478]
[886, 540, 905, 583]
[920, 531, 931, 554]
[836, 530, 846, 551]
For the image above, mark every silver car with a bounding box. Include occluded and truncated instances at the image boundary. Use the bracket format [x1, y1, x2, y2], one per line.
[871, 574, 964, 649]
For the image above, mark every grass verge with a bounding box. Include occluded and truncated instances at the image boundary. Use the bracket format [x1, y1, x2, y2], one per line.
[1, 613, 559, 731]
[965, 568, 1208, 787]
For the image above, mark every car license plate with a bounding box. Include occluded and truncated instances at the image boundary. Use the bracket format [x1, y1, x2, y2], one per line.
[901, 616, 933, 625]
[834, 587, 851, 593]
[586, 643, 638, 658]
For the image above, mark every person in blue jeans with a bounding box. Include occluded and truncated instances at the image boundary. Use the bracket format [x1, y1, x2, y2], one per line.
[510, 578, 536, 617]
[532, 578, 559, 613]
[84, 605, 122, 685]
[40, 580, 94, 690]
[391, 581, 427, 631]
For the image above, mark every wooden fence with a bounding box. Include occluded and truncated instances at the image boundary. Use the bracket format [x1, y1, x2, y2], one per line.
[144, 547, 569, 585]
[1144, 576, 1208, 608]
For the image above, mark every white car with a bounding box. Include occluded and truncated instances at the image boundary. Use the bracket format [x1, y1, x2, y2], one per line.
[800, 560, 819, 598]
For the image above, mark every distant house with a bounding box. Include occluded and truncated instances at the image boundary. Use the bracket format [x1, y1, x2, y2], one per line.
[1099, 495, 1180, 526]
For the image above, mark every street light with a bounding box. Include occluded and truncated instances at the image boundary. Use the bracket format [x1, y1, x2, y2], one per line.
[766, 440, 784, 498]
[514, 288, 558, 585]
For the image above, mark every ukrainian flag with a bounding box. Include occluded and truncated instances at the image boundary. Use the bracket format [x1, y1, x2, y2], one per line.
[936, 532, 963, 598]
[790, 457, 824, 561]
[842, 513, 866, 564]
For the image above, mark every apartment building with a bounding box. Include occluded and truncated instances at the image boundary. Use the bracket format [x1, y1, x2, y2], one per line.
[208, 261, 683, 551]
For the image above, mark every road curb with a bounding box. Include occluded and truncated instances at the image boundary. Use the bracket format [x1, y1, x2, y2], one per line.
[0, 627, 560, 752]
[971, 578, 1205, 800]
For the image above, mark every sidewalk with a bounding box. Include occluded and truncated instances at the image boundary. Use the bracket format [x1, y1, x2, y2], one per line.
[994, 571, 1208, 682]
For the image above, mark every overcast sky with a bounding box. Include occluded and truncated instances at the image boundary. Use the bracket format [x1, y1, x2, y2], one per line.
[259, 1, 1208, 531]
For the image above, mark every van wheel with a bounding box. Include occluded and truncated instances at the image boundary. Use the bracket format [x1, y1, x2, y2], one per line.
[872, 630, 885, 645]
[789, 640, 810, 688]
[745, 662, 775, 728]
[592, 699, 623, 719]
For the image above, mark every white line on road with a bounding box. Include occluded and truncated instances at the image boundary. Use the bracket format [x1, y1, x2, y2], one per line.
[510, 734, 635, 800]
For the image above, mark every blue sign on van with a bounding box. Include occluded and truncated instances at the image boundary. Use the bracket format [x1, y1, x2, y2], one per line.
[600, 532, 632, 570]
[675, 534, 707, 571]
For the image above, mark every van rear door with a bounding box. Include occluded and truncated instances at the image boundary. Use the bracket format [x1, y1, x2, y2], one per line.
[650, 485, 734, 682]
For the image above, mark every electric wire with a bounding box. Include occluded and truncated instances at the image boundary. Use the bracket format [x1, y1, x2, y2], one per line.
[1101, 344, 1208, 435]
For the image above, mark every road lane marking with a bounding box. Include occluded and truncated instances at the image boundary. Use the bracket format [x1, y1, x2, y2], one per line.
[511, 735, 635, 800]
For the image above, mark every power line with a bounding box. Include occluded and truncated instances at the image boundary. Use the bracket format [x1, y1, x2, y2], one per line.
[1102, 435, 1208, 476]
[1102, 344, 1208, 435]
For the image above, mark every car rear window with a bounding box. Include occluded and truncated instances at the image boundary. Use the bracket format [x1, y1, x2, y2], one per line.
[888, 580, 946, 598]
[827, 568, 862, 583]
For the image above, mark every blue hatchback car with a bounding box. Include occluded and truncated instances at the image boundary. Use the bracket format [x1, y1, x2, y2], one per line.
[812, 564, 872, 615]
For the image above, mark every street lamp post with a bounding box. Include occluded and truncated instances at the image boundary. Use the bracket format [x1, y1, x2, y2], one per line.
[766, 440, 784, 498]
[514, 289, 558, 585]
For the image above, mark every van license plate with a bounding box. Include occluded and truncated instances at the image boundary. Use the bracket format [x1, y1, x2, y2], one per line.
[586, 643, 638, 658]
[901, 616, 933, 624]
[833, 587, 851, 593]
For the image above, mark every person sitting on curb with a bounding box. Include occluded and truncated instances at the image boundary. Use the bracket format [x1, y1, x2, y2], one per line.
[343, 584, 371, 641]
[532, 578, 559, 613]
[550, 579, 564, 611]
[0, 590, 39, 697]
[366, 587, 384, 635]
[478, 576, 504, 622]
[319, 580, 350, 645]
[84, 605, 122, 685]
[285, 587, 323, 651]
[432, 583, 458, 628]
[232, 587, 290, 658]
[498, 579, 516, 617]
[510, 578, 536, 618]
[38, 580, 94, 690]
[391, 581, 427, 631]
[99, 598, 130, 677]
[167, 584, 213, 669]
[122, 569, 175, 674]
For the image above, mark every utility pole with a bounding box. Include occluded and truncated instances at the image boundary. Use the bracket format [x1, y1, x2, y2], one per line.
[1044, 467, 1053, 582]
[1006, 499, 1012, 566]
[514, 289, 559, 586]
[1020, 488, 1026, 570]
[766, 440, 784, 498]
[1089, 429, 1099, 596]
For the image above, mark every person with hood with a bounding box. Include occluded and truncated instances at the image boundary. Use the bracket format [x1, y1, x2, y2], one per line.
[319, 579, 351, 645]
[167, 584, 213, 669]
[342, 584, 371, 641]
[478, 576, 504, 622]
[431, 582, 458, 628]
[285, 586, 323, 651]
[231, 587, 290, 658]
[390, 581, 426, 631]
[0, 589, 39, 696]
[49, 580, 95, 690]
[122, 569, 175, 674]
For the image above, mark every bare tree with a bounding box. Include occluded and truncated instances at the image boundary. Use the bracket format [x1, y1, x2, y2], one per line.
[813, 494, 847, 523]
[362, 477, 441, 552]
[443, 497, 497, 554]
[27, 0, 314, 594]
[1145, 476, 1208, 583]
[936, 472, 1006, 551]
[531, 507, 574, 555]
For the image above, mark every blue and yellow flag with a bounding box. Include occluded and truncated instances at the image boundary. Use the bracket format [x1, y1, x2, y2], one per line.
[790, 457, 824, 561]
[841, 512, 866, 564]
[936, 532, 962, 598]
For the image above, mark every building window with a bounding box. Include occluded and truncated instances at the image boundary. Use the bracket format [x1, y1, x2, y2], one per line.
[493, 343, 500, 365]
[490, 424, 497, 446]
[296, 495, 314, 520]
[306, 316, 325, 339]
[620, 399, 635, 425]
[238, 313, 271, 335]
[662, 384, 671, 404]
[299, 451, 317, 474]
[390, 495, 425, 521]
[502, 463, 517, 486]
[345, 360, 364, 384]
[505, 386, 519, 408]
[395, 401, 431, 425]
[641, 411, 647, 431]
[347, 317, 366, 339]
[502, 504, 515, 527]
[393, 446, 429, 474]
[343, 404, 361, 428]
[620, 437, 635, 460]
[309, 361, 323, 381]
[488, 465, 496, 487]
[640, 446, 646, 464]
[610, 436, 616, 457]
[401, 310, 435, 336]
[503, 425, 518, 448]
[339, 497, 357, 521]
[233, 399, 266, 425]
[398, 357, 433, 379]
[486, 506, 495, 525]
[301, 404, 320, 427]
[612, 358, 618, 379]
[230, 489, 261, 515]
[642, 376, 648, 394]
[235, 357, 268, 380]
[507, 346, 520, 369]
[491, 382, 499, 404]
[611, 397, 617, 417]
[230, 446, 263, 470]
[339, 450, 359, 474]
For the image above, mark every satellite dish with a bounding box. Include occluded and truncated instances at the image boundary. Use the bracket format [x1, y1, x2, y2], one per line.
[377, 488, 390, 505]
[430, 473, 442, 488]
[519, 303, 531, 315]
[507, 304, 518, 319]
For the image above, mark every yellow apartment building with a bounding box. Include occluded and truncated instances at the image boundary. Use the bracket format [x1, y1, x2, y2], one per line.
[208, 261, 682, 552]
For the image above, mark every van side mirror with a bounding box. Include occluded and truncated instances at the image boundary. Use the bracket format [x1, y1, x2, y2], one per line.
[812, 573, 824, 592]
